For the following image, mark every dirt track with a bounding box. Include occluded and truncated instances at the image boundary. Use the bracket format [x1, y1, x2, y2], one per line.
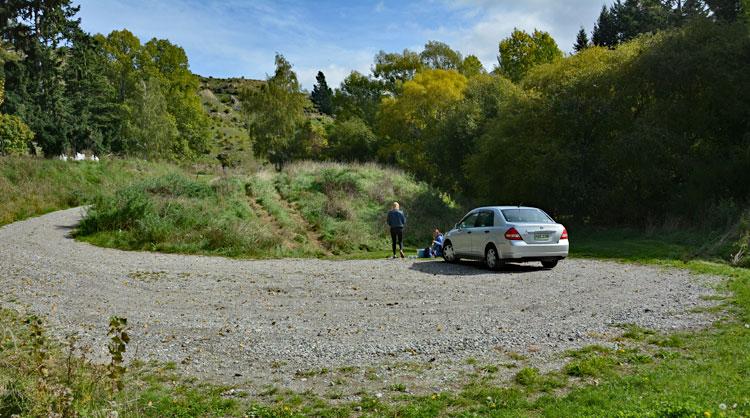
[0, 208, 721, 395]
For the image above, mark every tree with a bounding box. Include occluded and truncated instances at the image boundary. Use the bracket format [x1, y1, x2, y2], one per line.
[373, 49, 423, 92]
[311, 71, 334, 115]
[705, 0, 743, 20]
[326, 117, 377, 162]
[242, 54, 310, 169]
[670, 0, 710, 24]
[420, 40, 463, 70]
[431, 74, 520, 194]
[0, 113, 33, 155]
[143, 37, 211, 157]
[332, 71, 384, 126]
[497, 29, 563, 82]
[0, 0, 82, 155]
[593, 5, 620, 47]
[460, 55, 486, 78]
[574, 27, 591, 52]
[64, 31, 119, 154]
[612, 0, 671, 42]
[121, 77, 179, 159]
[377, 69, 467, 180]
[292, 116, 330, 160]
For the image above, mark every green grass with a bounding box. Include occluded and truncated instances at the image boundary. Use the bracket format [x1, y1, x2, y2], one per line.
[76, 161, 460, 259]
[0, 156, 174, 227]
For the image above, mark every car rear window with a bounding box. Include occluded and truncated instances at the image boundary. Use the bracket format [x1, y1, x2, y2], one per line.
[501, 208, 554, 224]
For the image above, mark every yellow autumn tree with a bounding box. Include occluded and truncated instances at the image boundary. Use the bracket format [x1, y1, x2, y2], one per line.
[377, 69, 467, 181]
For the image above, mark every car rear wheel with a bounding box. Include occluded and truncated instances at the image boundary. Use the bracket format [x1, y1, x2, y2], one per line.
[485, 246, 501, 270]
[541, 260, 558, 269]
[443, 242, 458, 263]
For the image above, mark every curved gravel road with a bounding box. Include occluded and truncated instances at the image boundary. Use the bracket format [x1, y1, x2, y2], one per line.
[0, 207, 721, 395]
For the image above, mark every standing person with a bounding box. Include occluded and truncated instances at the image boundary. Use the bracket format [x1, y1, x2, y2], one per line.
[387, 202, 406, 258]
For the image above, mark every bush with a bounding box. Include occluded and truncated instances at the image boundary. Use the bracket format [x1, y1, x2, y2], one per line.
[0, 113, 33, 156]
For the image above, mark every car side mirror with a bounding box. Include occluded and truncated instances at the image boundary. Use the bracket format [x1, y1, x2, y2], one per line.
[455, 223, 461, 230]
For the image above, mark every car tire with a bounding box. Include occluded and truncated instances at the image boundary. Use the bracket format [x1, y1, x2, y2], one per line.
[541, 260, 558, 269]
[485, 246, 502, 271]
[443, 241, 458, 263]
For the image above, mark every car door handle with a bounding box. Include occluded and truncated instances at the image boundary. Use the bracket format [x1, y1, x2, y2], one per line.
[484, 230, 490, 233]
[467, 231, 472, 234]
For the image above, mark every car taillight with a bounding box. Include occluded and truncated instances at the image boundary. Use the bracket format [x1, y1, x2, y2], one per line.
[560, 228, 568, 240]
[504, 227, 522, 240]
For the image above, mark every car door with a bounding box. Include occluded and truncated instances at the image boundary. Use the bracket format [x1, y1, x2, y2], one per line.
[472, 210, 495, 256]
[452, 212, 478, 256]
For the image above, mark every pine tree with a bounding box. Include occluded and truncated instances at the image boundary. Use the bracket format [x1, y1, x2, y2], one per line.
[311, 71, 334, 115]
[705, 0, 742, 21]
[592, 5, 619, 48]
[574, 27, 590, 52]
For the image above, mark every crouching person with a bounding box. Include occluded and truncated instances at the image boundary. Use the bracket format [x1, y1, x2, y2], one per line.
[427, 228, 444, 258]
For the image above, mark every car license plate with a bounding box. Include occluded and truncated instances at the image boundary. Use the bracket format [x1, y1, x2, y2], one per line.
[534, 232, 549, 240]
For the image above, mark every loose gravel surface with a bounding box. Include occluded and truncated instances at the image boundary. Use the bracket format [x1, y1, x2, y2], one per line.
[0, 208, 722, 396]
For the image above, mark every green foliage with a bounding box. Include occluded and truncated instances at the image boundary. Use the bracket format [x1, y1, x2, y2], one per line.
[592, 0, 718, 48]
[460, 54, 486, 78]
[311, 70, 334, 115]
[430, 74, 520, 194]
[122, 77, 180, 159]
[332, 71, 384, 126]
[242, 54, 311, 169]
[326, 117, 377, 162]
[377, 69, 467, 181]
[0, 0, 81, 155]
[465, 22, 750, 226]
[1, 3, 209, 159]
[420, 40, 463, 70]
[497, 28, 562, 82]
[76, 173, 284, 257]
[373, 48, 423, 92]
[0, 113, 33, 155]
[574, 26, 591, 51]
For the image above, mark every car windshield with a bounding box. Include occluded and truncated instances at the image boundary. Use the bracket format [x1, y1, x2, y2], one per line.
[501, 208, 554, 224]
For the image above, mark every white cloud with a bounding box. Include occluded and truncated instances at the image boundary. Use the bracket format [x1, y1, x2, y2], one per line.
[432, 0, 605, 69]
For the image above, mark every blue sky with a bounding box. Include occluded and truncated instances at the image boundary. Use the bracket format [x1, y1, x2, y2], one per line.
[76, 0, 606, 89]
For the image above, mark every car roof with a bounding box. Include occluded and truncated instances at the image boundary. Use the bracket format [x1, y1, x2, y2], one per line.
[470, 206, 541, 212]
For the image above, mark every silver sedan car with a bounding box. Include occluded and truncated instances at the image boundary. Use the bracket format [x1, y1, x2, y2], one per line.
[443, 206, 568, 269]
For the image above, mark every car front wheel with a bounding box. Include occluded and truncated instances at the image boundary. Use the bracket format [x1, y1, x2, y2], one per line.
[443, 242, 458, 263]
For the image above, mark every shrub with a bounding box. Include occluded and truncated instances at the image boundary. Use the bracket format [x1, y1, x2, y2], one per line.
[0, 113, 33, 156]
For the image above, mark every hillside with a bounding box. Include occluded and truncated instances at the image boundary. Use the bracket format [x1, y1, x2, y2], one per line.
[76, 161, 463, 258]
[198, 76, 263, 168]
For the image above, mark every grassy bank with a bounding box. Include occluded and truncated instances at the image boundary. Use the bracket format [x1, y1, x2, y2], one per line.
[0, 157, 175, 227]
[77, 161, 461, 258]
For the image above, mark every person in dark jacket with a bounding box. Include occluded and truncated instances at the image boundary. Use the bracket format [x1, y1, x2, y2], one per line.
[387, 202, 406, 258]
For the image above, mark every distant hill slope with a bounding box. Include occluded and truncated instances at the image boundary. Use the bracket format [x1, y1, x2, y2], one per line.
[198, 76, 263, 165]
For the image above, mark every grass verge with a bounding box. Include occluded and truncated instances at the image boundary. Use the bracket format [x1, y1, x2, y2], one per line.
[0, 157, 174, 227]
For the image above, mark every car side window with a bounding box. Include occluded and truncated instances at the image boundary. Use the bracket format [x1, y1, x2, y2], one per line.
[476, 211, 494, 228]
[459, 213, 479, 229]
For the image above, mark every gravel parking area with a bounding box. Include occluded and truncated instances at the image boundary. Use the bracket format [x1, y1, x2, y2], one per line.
[0, 208, 722, 396]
